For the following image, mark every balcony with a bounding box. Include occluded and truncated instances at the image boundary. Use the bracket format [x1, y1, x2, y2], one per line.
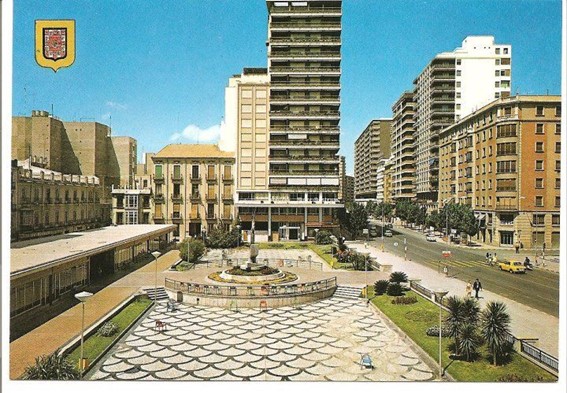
[171, 174, 183, 183]
[222, 194, 234, 202]
[190, 212, 200, 220]
[206, 174, 217, 182]
[154, 194, 165, 202]
[191, 175, 201, 183]
[270, 22, 342, 31]
[153, 214, 165, 221]
[221, 214, 233, 221]
[171, 213, 183, 222]
[270, 80, 339, 88]
[495, 204, 518, 211]
[270, 110, 340, 119]
[206, 214, 217, 221]
[222, 174, 233, 182]
[171, 194, 183, 202]
[206, 193, 217, 201]
[269, 6, 341, 15]
[154, 175, 164, 184]
[190, 193, 201, 201]
[270, 66, 341, 75]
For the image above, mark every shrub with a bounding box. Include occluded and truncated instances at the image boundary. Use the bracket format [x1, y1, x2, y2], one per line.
[175, 261, 192, 271]
[374, 280, 390, 295]
[315, 230, 333, 245]
[338, 243, 347, 252]
[426, 325, 451, 337]
[179, 238, 205, 263]
[386, 282, 403, 296]
[23, 353, 81, 380]
[97, 321, 119, 337]
[497, 374, 544, 382]
[389, 271, 408, 284]
[205, 227, 240, 249]
[391, 296, 418, 305]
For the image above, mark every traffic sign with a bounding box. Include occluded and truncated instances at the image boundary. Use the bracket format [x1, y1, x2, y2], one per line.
[442, 251, 451, 258]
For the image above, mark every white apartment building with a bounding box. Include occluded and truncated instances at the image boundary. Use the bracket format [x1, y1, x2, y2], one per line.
[413, 35, 512, 204]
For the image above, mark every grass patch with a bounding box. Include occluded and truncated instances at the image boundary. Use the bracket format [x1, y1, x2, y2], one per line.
[368, 287, 557, 382]
[257, 242, 309, 250]
[66, 296, 152, 369]
[307, 244, 342, 269]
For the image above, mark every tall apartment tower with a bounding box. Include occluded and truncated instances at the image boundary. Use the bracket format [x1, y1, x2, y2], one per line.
[391, 92, 416, 201]
[265, 0, 343, 239]
[354, 119, 392, 202]
[413, 36, 512, 204]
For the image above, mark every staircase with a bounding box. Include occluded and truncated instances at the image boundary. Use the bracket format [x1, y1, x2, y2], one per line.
[144, 287, 169, 301]
[334, 285, 363, 299]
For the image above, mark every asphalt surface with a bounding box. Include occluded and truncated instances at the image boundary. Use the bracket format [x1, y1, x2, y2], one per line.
[367, 223, 560, 317]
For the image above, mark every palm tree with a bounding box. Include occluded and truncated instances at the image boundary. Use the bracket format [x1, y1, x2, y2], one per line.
[462, 297, 481, 326]
[458, 323, 482, 361]
[445, 296, 465, 356]
[23, 352, 81, 380]
[480, 301, 512, 366]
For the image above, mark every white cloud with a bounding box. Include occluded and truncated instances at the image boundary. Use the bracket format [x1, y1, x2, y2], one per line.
[106, 101, 128, 110]
[170, 121, 223, 143]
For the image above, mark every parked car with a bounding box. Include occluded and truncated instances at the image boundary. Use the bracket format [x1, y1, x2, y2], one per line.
[426, 234, 437, 242]
[498, 260, 526, 274]
[384, 230, 393, 237]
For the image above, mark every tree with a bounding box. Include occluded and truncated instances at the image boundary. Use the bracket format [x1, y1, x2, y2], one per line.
[23, 353, 81, 380]
[461, 297, 481, 326]
[389, 271, 408, 284]
[445, 296, 465, 356]
[205, 227, 240, 249]
[179, 238, 205, 263]
[350, 252, 370, 271]
[347, 202, 368, 238]
[374, 280, 389, 295]
[375, 202, 394, 220]
[315, 230, 333, 245]
[480, 301, 512, 366]
[458, 323, 482, 361]
[365, 200, 377, 216]
[426, 210, 442, 230]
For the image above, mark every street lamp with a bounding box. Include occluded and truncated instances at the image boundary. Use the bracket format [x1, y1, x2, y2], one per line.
[433, 289, 449, 379]
[151, 251, 161, 302]
[236, 224, 241, 248]
[74, 291, 93, 374]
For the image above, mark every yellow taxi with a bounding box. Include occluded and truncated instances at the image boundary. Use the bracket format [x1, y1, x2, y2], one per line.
[498, 260, 526, 274]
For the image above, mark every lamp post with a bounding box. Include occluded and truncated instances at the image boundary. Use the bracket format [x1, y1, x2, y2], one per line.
[381, 208, 385, 252]
[433, 289, 449, 379]
[151, 251, 161, 302]
[236, 224, 241, 248]
[74, 291, 93, 374]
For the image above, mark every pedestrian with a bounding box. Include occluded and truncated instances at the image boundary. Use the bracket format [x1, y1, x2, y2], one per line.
[472, 278, 482, 299]
[466, 281, 472, 298]
[514, 241, 520, 254]
[443, 265, 448, 277]
[485, 252, 490, 264]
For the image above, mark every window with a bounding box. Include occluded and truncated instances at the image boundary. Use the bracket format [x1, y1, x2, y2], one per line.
[456, 81, 461, 88]
[496, 142, 516, 155]
[489, 146, 493, 156]
[495, 70, 500, 76]
[495, 59, 500, 65]
[497, 124, 516, 137]
[497, 160, 516, 173]
[556, 160, 561, 171]
[241, 89, 252, 98]
[555, 142, 561, 153]
[535, 196, 543, 207]
[241, 119, 252, 128]
[535, 142, 544, 153]
[533, 214, 545, 226]
[192, 165, 200, 178]
[495, 48, 501, 54]
[556, 105, 561, 117]
[552, 215, 560, 226]
[556, 124, 561, 135]
[497, 179, 516, 191]
[536, 123, 544, 134]
[456, 59, 461, 65]
[536, 106, 544, 116]
[495, 92, 500, 99]
[154, 165, 163, 179]
[535, 160, 544, 171]
[555, 197, 560, 208]
[256, 89, 267, 99]
[503, 48, 509, 54]
[503, 106, 512, 116]
[501, 58, 511, 65]
[495, 81, 500, 88]
[535, 178, 544, 189]
[456, 92, 461, 98]
[241, 104, 252, 113]
[556, 178, 561, 189]
[256, 104, 266, 113]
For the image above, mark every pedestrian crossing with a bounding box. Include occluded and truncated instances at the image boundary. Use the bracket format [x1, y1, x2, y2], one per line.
[422, 258, 493, 269]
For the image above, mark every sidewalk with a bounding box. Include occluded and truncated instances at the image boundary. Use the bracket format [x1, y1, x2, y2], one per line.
[9, 250, 180, 380]
[347, 241, 559, 358]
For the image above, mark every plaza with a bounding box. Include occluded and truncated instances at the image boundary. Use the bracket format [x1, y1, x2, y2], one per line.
[88, 296, 435, 382]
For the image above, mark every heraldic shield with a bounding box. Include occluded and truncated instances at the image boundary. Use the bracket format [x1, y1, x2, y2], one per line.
[35, 20, 75, 72]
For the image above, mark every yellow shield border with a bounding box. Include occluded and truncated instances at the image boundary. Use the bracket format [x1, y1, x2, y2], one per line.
[35, 20, 75, 72]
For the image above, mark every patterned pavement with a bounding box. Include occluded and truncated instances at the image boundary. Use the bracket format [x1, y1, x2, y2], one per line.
[88, 296, 434, 382]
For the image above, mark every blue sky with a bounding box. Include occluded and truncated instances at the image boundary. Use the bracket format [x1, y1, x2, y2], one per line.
[12, 0, 562, 174]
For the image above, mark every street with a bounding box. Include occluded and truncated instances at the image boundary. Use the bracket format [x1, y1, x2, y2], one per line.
[367, 223, 560, 317]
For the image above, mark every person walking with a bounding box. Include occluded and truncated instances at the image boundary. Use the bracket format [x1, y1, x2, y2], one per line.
[472, 278, 482, 299]
[514, 241, 520, 254]
[465, 281, 472, 298]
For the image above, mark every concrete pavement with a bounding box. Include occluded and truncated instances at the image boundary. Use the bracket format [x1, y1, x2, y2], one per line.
[347, 241, 559, 358]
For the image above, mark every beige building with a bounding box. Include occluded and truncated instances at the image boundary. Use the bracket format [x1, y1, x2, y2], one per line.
[344, 175, 355, 205]
[109, 136, 137, 187]
[414, 36, 512, 204]
[263, 0, 343, 240]
[354, 119, 392, 201]
[438, 95, 561, 249]
[11, 159, 108, 242]
[391, 92, 416, 201]
[151, 144, 235, 241]
[111, 186, 152, 225]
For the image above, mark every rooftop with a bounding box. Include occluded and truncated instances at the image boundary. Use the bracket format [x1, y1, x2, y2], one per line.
[11, 224, 175, 278]
[153, 144, 235, 159]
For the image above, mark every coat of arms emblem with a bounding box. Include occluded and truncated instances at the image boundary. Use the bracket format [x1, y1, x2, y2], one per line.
[35, 20, 75, 72]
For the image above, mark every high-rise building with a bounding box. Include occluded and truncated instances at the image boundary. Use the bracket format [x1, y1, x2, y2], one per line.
[338, 155, 346, 202]
[354, 119, 392, 202]
[391, 92, 416, 201]
[109, 136, 137, 187]
[344, 175, 355, 204]
[438, 95, 561, 249]
[413, 36, 512, 204]
[151, 144, 235, 241]
[263, 0, 343, 239]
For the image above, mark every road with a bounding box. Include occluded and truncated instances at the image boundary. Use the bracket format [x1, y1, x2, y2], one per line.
[367, 223, 559, 317]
